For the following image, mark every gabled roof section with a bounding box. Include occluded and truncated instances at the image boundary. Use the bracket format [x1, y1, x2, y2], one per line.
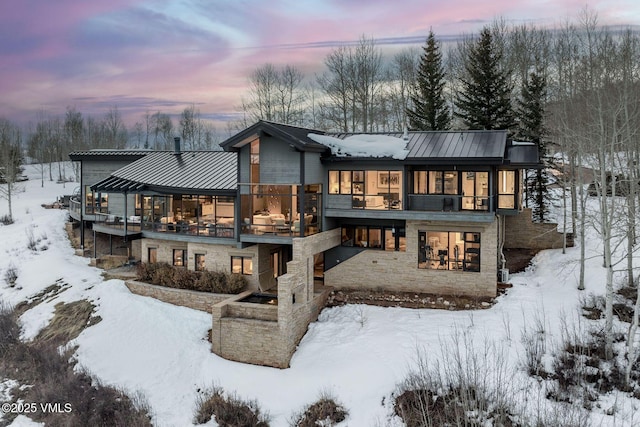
[322, 130, 507, 164]
[92, 151, 237, 194]
[69, 149, 151, 161]
[220, 120, 328, 152]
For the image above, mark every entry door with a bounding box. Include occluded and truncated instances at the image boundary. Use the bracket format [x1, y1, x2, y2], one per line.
[418, 231, 427, 263]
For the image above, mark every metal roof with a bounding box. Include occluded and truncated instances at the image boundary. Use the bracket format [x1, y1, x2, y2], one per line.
[220, 120, 328, 152]
[69, 150, 152, 161]
[327, 130, 507, 162]
[92, 151, 237, 193]
[505, 142, 540, 167]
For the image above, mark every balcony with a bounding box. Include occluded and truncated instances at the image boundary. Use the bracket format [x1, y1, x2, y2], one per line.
[239, 184, 321, 239]
[407, 194, 490, 212]
[92, 213, 234, 239]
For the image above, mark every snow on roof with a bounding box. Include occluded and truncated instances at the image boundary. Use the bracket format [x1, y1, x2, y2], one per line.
[307, 133, 409, 160]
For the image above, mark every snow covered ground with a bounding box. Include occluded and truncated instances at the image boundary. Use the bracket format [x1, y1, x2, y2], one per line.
[0, 163, 638, 426]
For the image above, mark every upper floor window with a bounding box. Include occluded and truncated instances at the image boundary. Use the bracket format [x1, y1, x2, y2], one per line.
[412, 171, 458, 195]
[461, 172, 489, 211]
[498, 170, 516, 209]
[329, 170, 403, 209]
[84, 186, 108, 214]
[250, 139, 260, 184]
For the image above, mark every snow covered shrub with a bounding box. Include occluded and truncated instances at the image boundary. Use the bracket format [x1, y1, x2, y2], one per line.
[394, 330, 518, 427]
[26, 227, 37, 251]
[546, 318, 625, 408]
[0, 214, 12, 225]
[0, 300, 19, 356]
[194, 386, 270, 426]
[4, 263, 18, 287]
[521, 309, 548, 376]
[290, 391, 348, 427]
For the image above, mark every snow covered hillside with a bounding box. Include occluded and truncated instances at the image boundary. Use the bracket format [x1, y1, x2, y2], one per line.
[0, 163, 638, 426]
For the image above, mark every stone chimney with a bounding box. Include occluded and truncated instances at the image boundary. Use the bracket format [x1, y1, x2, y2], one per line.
[173, 136, 181, 155]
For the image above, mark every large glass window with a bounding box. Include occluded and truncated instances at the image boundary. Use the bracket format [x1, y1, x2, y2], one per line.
[341, 225, 405, 251]
[461, 171, 489, 210]
[329, 171, 340, 194]
[231, 256, 253, 275]
[340, 171, 352, 195]
[498, 170, 516, 209]
[330, 170, 403, 210]
[250, 139, 260, 184]
[412, 171, 458, 195]
[413, 171, 427, 194]
[84, 186, 108, 214]
[418, 230, 480, 272]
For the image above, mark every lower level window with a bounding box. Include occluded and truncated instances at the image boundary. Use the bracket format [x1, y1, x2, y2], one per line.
[148, 247, 157, 264]
[231, 256, 253, 275]
[173, 249, 187, 267]
[341, 225, 405, 251]
[195, 253, 206, 271]
[418, 230, 480, 272]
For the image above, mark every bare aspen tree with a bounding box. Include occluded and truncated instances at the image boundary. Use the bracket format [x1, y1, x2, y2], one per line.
[104, 106, 127, 148]
[352, 35, 384, 132]
[0, 118, 23, 222]
[387, 47, 419, 130]
[317, 45, 355, 132]
[243, 63, 307, 125]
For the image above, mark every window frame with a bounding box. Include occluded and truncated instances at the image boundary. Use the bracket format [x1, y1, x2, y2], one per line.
[172, 249, 187, 267]
[341, 225, 406, 251]
[195, 253, 206, 271]
[417, 230, 480, 272]
[231, 256, 253, 275]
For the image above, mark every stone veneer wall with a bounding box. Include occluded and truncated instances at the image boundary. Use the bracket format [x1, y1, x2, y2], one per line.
[125, 280, 230, 312]
[140, 238, 263, 291]
[211, 229, 341, 368]
[504, 208, 571, 250]
[324, 219, 498, 298]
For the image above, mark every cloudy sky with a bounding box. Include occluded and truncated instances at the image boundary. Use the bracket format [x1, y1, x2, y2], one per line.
[0, 0, 638, 128]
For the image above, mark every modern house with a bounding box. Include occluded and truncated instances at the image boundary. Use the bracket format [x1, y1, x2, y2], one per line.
[69, 120, 559, 367]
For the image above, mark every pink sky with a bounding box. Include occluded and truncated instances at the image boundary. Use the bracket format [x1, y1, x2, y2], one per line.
[0, 0, 638, 129]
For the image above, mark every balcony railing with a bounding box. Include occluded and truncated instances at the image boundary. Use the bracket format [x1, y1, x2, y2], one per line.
[407, 194, 491, 212]
[242, 213, 319, 237]
[93, 213, 235, 238]
[69, 198, 81, 216]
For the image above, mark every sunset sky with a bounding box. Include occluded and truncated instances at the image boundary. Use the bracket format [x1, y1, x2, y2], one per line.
[0, 0, 638, 129]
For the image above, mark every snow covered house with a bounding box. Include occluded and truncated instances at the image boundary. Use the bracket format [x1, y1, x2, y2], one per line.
[69, 120, 547, 367]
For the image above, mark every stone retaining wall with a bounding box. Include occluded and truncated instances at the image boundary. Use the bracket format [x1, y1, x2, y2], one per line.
[504, 208, 573, 250]
[125, 280, 231, 312]
[211, 229, 341, 368]
[225, 302, 278, 322]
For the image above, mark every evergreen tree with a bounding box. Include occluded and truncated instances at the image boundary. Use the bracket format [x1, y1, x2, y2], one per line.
[455, 27, 515, 130]
[517, 67, 551, 222]
[407, 30, 450, 130]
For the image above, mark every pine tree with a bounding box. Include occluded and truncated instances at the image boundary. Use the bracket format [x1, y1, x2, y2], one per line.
[517, 67, 550, 222]
[455, 27, 514, 130]
[407, 30, 450, 130]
